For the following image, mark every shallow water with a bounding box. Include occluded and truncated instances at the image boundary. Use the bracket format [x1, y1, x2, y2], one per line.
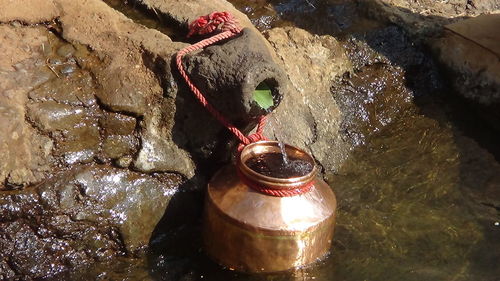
[229, 0, 385, 35]
[322, 112, 499, 281]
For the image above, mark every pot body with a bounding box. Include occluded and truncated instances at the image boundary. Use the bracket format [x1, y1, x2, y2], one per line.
[203, 160, 337, 272]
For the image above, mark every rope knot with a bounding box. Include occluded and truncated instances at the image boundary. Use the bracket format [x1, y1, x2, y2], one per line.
[187, 11, 242, 37]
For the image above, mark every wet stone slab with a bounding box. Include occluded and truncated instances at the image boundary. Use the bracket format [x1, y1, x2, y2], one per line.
[0, 165, 182, 279]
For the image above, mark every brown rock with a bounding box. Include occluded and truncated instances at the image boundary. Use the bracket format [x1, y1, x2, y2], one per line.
[0, 165, 182, 278]
[0, 0, 59, 24]
[102, 135, 138, 159]
[358, 0, 500, 37]
[26, 101, 88, 132]
[99, 112, 137, 136]
[0, 26, 55, 188]
[57, 124, 101, 164]
[28, 71, 97, 107]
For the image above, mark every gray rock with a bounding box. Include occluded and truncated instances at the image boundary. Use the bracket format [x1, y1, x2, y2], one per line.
[183, 28, 287, 123]
[263, 27, 353, 172]
[170, 28, 289, 164]
[133, 105, 195, 178]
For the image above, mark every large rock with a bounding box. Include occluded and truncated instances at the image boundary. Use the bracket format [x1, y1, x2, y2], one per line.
[177, 28, 288, 162]
[263, 27, 352, 172]
[359, 0, 500, 38]
[54, 0, 197, 176]
[261, 25, 434, 172]
[0, 165, 181, 279]
[133, 0, 289, 165]
[430, 14, 500, 129]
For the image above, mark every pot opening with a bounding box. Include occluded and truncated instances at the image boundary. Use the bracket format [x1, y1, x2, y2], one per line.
[245, 152, 313, 178]
[239, 141, 317, 188]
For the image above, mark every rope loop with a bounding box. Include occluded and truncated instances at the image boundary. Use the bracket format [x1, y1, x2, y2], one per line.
[177, 11, 266, 150]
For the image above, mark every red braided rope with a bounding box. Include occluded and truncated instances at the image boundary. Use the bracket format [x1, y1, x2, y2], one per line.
[176, 11, 267, 147]
[237, 169, 313, 197]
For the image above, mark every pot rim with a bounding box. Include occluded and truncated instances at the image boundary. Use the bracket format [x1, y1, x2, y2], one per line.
[238, 141, 318, 190]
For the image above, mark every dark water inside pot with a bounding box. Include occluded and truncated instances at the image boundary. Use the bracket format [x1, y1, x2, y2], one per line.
[245, 152, 313, 178]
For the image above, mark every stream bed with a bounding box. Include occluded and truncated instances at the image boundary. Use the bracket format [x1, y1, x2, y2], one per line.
[63, 98, 500, 281]
[47, 0, 500, 280]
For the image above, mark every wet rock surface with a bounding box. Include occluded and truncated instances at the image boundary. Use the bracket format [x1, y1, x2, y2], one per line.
[229, 0, 385, 36]
[333, 25, 443, 146]
[333, 64, 414, 146]
[0, 165, 181, 279]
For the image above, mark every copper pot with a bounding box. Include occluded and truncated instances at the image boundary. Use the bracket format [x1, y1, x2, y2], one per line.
[203, 141, 337, 272]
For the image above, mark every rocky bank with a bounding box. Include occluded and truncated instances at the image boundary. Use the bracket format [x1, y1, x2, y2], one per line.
[1, 0, 498, 279]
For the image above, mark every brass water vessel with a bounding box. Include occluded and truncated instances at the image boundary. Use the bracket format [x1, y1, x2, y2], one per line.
[203, 141, 337, 272]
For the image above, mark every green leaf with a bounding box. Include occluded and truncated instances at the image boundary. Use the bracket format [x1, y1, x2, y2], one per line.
[253, 82, 274, 110]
